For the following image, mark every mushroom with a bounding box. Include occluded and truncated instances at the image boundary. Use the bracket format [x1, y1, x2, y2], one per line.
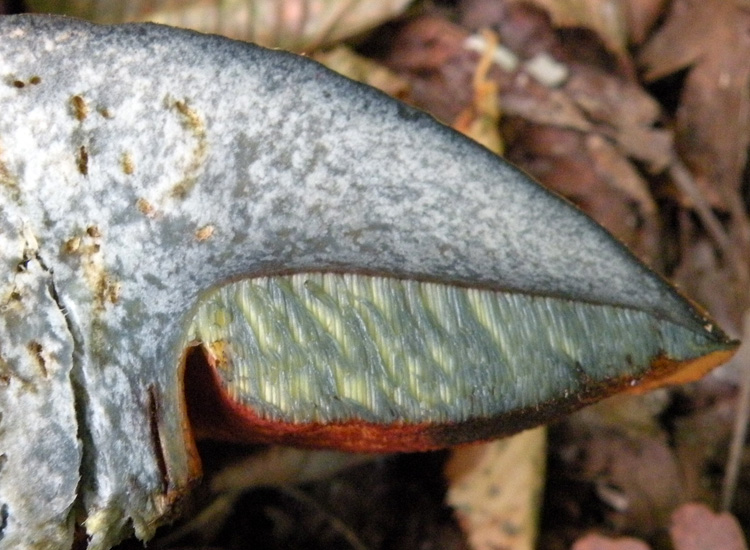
[0, 15, 737, 550]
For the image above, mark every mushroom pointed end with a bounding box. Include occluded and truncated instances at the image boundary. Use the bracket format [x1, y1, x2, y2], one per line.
[626, 346, 739, 394]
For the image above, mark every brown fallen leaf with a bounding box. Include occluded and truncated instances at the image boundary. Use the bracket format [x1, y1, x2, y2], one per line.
[673, 227, 746, 343]
[314, 45, 411, 99]
[671, 378, 739, 504]
[585, 134, 655, 215]
[514, 0, 668, 52]
[639, 0, 750, 211]
[459, 0, 562, 58]
[503, 119, 658, 260]
[380, 15, 477, 124]
[572, 533, 651, 550]
[517, 0, 631, 58]
[564, 64, 673, 172]
[503, 74, 593, 132]
[546, 393, 688, 538]
[26, 0, 413, 51]
[445, 428, 547, 550]
[623, 0, 669, 45]
[670, 502, 748, 550]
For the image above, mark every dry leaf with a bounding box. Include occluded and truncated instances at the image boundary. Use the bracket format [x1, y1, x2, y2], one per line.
[443, 44, 541, 550]
[459, 0, 562, 58]
[503, 76, 593, 132]
[517, 0, 631, 57]
[314, 45, 411, 99]
[673, 230, 745, 342]
[670, 502, 748, 550]
[564, 65, 673, 172]
[381, 16, 477, 123]
[572, 533, 651, 550]
[549, 393, 688, 538]
[503, 121, 658, 259]
[639, 0, 750, 208]
[27, 0, 413, 51]
[445, 428, 547, 550]
[622, 0, 668, 45]
[672, 380, 738, 502]
[585, 134, 655, 215]
[461, 1, 674, 171]
[515, 0, 668, 52]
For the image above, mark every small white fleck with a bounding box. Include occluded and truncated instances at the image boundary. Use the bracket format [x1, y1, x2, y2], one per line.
[464, 34, 519, 72]
[524, 53, 569, 87]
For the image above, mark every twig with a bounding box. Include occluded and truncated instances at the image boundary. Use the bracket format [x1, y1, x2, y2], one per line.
[281, 485, 371, 550]
[722, 310, 750, 511]
[669, 156, 750, 512]
[725, 187, 750, 267]
[668, 158, 750, 287]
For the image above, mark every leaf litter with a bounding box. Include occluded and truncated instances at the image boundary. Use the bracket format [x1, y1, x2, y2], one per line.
[7, 0, 750, 548]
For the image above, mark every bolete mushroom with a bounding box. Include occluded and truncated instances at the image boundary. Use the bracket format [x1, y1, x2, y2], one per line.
[0, 15, 737, 550]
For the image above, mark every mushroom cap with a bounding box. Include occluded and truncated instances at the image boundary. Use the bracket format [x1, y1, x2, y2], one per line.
[0, 14, 736, 550]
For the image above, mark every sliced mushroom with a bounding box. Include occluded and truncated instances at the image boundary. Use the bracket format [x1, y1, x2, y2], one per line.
[0, 15, 737, 550]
